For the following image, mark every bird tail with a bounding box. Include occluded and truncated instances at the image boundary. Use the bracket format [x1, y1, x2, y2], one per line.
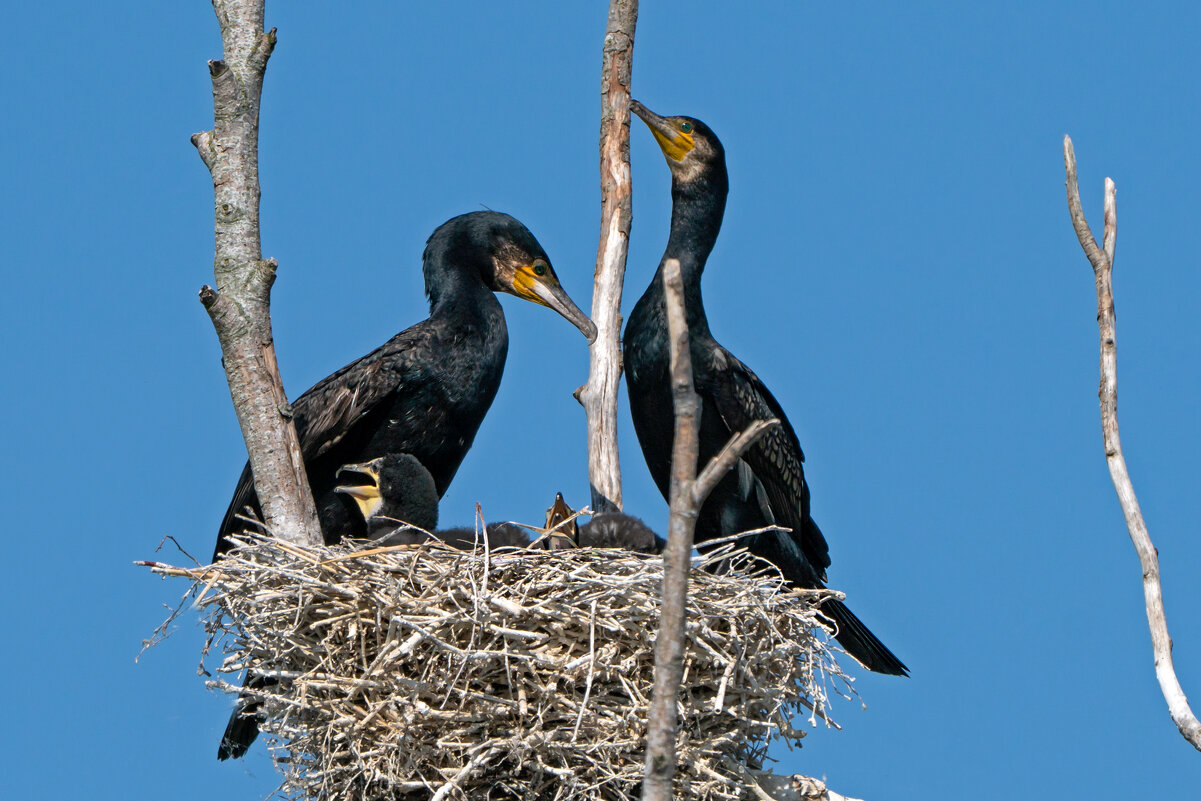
[818, 597, 908, 676]
[217, 679, 265, 761]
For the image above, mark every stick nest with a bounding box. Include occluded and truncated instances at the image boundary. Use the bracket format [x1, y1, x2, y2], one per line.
[159, 534, 852, 800]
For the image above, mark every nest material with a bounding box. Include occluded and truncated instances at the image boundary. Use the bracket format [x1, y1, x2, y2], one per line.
[177, 533, 851, 800]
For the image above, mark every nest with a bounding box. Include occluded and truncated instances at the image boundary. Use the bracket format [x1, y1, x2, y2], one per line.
[152, 532, 853, 800]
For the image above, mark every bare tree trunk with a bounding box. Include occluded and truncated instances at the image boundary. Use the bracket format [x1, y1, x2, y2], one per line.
[641, 259, 778, 800]
[579, 0, 638, 514]
[1063, 135, 1201, 752]
[193, 0, 321, 549]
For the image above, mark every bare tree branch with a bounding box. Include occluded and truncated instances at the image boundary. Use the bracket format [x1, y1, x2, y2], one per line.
[193, 0, 321, 549]
[692, 419, 780, 508]
[641, 259, 778, 800]
[1064, 134, 1201, 751]
[579, 0, 638, 514]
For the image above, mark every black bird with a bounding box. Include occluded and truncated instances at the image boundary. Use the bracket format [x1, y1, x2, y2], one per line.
[435, 523, 533, 550]
[335, 454, 532, 549]
[333, 453, 440, 541]
[213, 211, 595, 560]
[543, 493, 665, 555]
[624, 101, 906, 676]
[215, 212, 596, 760]
[579, 512, 664, 554]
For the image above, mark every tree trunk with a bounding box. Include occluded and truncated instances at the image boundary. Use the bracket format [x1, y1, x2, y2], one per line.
[193, 0, 321, 549]
[579, 0, 638, 514]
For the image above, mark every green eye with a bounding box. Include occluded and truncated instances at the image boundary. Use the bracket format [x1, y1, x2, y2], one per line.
[533, 262, 547, 276]
[679, 121, 693, 133]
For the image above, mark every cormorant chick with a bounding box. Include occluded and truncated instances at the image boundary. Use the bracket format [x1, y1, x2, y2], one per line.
[333, 453, 440, 542]
[579, 512, 664, 554]
[624, 101, 906, 676]
[543, 493, 665, 555]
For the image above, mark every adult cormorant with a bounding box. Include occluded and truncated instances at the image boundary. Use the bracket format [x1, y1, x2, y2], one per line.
[624, 101, 906, 676]
[215, 212, 596, 760]
[213, 211, 596, 559]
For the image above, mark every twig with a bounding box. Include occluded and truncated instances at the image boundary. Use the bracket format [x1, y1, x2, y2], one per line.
[429, 744, 501, 801]
[578, 0, 639, 514]
[1063, 134, 1201, 751]
[192, 0, 321, 547]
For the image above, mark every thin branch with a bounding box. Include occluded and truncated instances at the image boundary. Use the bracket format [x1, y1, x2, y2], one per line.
[642, 259, 783, 800]
[193, 0, 321, 548]
[1063, 134, 1201, 751]
[579, 0, 638, 514]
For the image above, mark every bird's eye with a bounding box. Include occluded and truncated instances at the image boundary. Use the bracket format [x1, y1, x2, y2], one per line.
[679, 121, 693, 133]
[533, 262, 547, 276]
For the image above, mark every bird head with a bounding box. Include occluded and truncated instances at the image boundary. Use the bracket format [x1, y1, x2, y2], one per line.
[630, 100, 725, 184]
[334, 453, 439, 532]
[468, 212, 598, 342]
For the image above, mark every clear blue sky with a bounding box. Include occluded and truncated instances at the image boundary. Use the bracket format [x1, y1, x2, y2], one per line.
[4, 2, 1200, 798]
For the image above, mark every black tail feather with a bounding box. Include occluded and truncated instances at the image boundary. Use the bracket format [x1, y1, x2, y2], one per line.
[738, 528, 908, 676]
[216, 678, 266, 761]
[819, 597, 908, 676]
[217, 695, 261, 761]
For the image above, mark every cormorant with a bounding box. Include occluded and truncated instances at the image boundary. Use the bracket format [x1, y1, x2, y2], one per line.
[334, 454, 533, 549]
[543, 493, 665, 554]
[436, 523, 532, 550]
[624, 101, 907, 676]
[579, 511, 664, 554]
[215, 212, 596, 760]
[333, 453, 440, 542]
[213, 211, 596, 560]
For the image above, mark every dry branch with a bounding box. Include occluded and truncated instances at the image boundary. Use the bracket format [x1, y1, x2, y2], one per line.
[579, 0, 639, 514]
[1063, 135, 1201, 751]
[146, 535, 850, 800]
[193, 0, 321, 547]
[642, 260, 780, 800]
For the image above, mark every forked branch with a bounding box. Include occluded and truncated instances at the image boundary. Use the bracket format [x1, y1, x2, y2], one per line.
[641, 259, 778, 800]
[193, 0, 321, 549]
[1063, 134, 1201, 751]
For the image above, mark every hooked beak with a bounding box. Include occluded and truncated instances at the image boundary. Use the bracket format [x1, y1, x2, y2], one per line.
[531, 280, 597, 343]
[630, 99, 695, 162]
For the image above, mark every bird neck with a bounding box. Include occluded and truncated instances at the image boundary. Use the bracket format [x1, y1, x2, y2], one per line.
[425, 254, 500, 321]
[647, 170, 728, 333]
[662, 171, 728, 284]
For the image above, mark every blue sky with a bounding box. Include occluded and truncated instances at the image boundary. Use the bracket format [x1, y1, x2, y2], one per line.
[4, 2, 1200, 798]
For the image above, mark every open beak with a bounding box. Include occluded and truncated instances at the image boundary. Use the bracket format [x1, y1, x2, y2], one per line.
[543, 491, 579, 550]
[630, 99, 694, 162]
[512, 269, 597, 343]
[334, 461, 383, 520]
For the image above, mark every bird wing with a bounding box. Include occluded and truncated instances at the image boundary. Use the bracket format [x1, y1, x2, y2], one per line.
[214, 322, 440, 558]
[698, 347, 832, 576]
[295, 320, 444, 456]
